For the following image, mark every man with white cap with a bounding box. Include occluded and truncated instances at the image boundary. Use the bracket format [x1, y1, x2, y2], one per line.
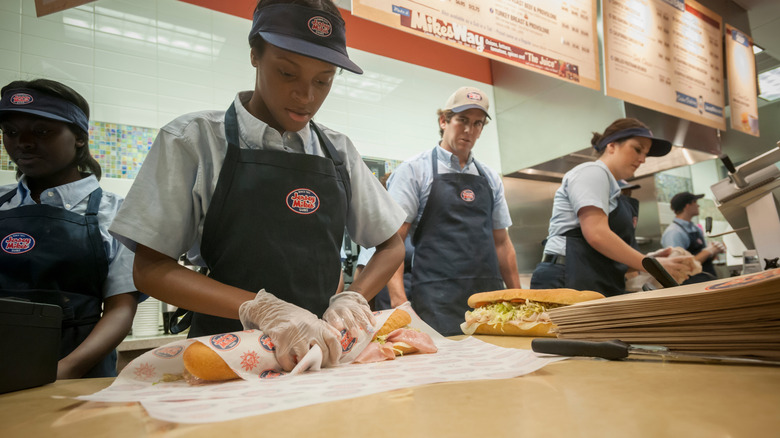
[387, 86, 520, 336]
[110, 0, 406, 371]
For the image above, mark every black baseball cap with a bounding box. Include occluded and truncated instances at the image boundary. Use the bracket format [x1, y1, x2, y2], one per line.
[0, 87, 89, 133]
[248, 4, 363, 74]
[670, 192, 704, 212]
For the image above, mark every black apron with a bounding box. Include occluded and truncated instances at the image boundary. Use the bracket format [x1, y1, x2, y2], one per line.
[410, 148, 503, 336]
[0, 186, 116, 377]
[561, 192, 635, 296]
[674, 221, 717, 283]
[191, 102, 350, 337]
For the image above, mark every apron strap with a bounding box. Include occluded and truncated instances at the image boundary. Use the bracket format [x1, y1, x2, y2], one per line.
[310, 122, 352, 208]
[0, 188, 17, 206]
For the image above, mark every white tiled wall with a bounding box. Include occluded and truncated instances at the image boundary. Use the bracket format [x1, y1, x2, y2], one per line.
[0, 0, 501, 170]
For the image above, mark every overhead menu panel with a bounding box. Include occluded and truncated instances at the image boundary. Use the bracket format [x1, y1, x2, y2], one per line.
[725, 24, 760, 137]
[351, 0, 601, 90]
[603, 0, 726, 130]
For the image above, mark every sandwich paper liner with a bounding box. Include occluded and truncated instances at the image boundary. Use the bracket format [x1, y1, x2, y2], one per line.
[77, 303, 565, 423]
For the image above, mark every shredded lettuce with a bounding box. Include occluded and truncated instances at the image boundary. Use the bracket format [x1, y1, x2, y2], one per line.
[463, 300, 562, 331]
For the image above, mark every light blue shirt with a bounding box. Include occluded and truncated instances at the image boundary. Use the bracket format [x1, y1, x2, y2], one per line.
[386, 145, 512, 238]
[543, 160, 620, 256]
[661, 218, 704, 249]
[0, 175, 136, 299]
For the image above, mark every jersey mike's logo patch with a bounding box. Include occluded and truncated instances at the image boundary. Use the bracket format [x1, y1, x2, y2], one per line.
[466, 91, 482, 101]
[460, 189, 476, 202]
[209, 333, 240, 351]
[286, 188, 320, 214]
[2, 232, 35, 254]
[308, 16, 332, 37]
[10, 93, 33, 105]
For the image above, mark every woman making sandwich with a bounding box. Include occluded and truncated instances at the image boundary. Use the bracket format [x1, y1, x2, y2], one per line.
[109, 0, 405, 371]
[530, 118, 694, 296]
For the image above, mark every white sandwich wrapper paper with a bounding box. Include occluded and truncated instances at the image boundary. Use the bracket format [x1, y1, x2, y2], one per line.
[78, 303, 565, 423]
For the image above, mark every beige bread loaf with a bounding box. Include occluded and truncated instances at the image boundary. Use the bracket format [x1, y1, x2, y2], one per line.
[470, 321, 555, 337]
[468, 288, 605, 308]
[374, 308, 412, 339]
[183, 341, 239, 381]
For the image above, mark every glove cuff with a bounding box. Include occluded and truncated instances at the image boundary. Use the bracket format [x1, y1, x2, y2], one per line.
[330, 290, 369, 306]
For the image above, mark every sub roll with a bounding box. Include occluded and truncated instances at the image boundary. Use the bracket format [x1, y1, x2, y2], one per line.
[460, 288, 605, 337]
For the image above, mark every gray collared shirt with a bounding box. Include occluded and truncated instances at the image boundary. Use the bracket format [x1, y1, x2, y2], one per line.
[109, 91, 405, 265]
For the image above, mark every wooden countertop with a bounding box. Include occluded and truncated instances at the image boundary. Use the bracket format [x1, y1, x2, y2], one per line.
[1, 336, 779, 437]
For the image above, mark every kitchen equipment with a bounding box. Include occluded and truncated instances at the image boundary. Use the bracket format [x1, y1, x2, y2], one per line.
[531, 338, 779, 366]
[0, 298, 62, 393]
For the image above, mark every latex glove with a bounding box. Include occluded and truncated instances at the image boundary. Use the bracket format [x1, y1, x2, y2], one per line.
[238, 289, 342, 372]
[322, 291, 376, 333]
[708, 241, 726, 255]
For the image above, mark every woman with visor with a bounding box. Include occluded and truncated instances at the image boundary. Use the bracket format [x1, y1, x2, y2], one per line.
[0, 79, 139, 378]
[530, 118, 695, 296]
[109, 0, 405, 371]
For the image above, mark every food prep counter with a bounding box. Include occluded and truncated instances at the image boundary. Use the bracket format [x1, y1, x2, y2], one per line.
[2, 336, 778, 437]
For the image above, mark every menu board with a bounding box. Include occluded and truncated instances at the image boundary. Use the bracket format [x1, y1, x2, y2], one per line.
[352, 0, 600, 90]
[725, 24, 759, 137]
[604, 0, 726, 130]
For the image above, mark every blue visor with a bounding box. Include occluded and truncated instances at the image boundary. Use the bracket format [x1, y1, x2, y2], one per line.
[0, 88, 89, 133]
[249, 4, 362, 74]
[595, 127, 672, 157]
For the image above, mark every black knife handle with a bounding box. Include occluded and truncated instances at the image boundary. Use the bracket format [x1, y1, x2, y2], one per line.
[531, 339, 631, 360]
[642, 257, 679, 288]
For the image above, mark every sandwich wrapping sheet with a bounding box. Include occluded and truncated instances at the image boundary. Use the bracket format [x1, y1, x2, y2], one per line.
[78, 304, 565, 423]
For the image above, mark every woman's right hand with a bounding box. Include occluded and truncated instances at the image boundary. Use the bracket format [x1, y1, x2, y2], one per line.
[239, 290, 342, 371]
[657, 255, 697, 285]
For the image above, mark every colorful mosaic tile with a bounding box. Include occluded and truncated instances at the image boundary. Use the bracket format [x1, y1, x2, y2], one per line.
[1, 121, 158, 179]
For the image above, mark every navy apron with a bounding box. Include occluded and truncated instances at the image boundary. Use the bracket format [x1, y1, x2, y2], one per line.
[410, 148, 503, 336]
[190, 102, 350, 337]
[561, 193, 635, 296]
[674, 221, 717, 283]
[0, 186, 116, 377]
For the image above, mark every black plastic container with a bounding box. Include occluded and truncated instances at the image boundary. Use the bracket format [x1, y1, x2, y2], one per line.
[0, 298, 62, 393]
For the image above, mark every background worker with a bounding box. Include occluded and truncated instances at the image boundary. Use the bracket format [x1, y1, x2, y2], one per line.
[0, 78, 139, 378]
[531, 118, 695, 296]
[661, 191, 725, 283]
[387, 86, 520, 336]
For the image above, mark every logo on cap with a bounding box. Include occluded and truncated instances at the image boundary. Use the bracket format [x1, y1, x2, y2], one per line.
[2, 232, 35, 254]
[466, 92, 483, 101]
[460, 189, 476, 202]
[287, 188, 320, 214]
[308, 16, 332, 37]
[10, 93, 33, 105]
